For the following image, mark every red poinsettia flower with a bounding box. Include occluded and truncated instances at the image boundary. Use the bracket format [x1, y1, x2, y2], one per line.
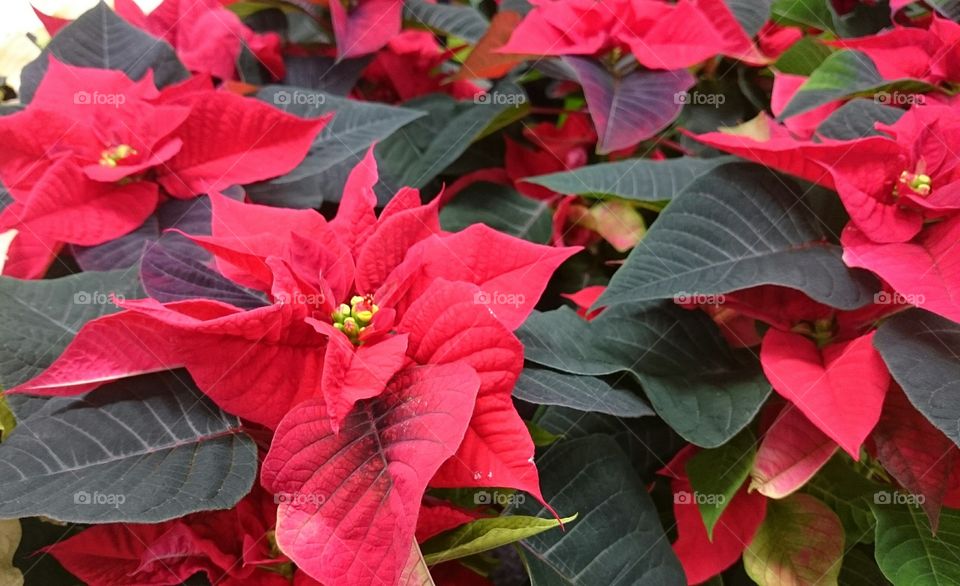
[36, 0, 284, 80]
[499, 0, 766, 69]
[0, 59, 327, 278]
[11, 150, 578, 585]
[827, 15, 960, 84]
[357, 31, 482, 103]
[720, 286, 894, 458]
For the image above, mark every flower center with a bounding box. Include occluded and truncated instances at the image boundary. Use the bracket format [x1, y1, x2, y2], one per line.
[99, 144, 138, 167]
[790, 317, 836, 347]
[898, 165, 932, 197]
[332, 295, 379, 344]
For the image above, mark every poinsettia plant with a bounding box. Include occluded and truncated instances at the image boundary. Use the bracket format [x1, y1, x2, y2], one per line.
[4, 0, 960, 584]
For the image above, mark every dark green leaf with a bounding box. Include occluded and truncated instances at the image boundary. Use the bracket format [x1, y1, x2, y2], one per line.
[377, 84, 527, 192]
[404, 0, 489, 43]
[0, 372, 256, 523]
[598, 163, 878, 311]
[249, 87, 426, 207]
[875, 309, 960, 449]
[20, 3, 188, 102]
[725, 0, 773, 37]
[774, 37, 834, 76]
[513, 367, 653, 417]
[519, 302, 771, 447]
[524, 157, 732, 202]
[0, 271, 143, 389]
[440, 183, 551, 243]
[510, 435, 685, 585]
[780, 50, 937, 120]
[816, 98, 904, 140]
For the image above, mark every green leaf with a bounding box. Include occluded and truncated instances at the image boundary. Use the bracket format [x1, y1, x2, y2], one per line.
[744, 494, 845, 586]
[377, 83, 526, 190]
[524, 156, 732, 203]
[597, 163, 878, 311]
[518, 303, 771, 448]
[510, 435, 685, 584]
[928, 0, 960, 21]
[525, 420, 561, 447]
[771, 0, 835, 31]
[686, 429, 756, 539]
[840, 546, 892, 586]
[421, 514, 575, 565]
[774, 36, 834, 76]
[440, 183, 552, 243]
[874, 309, 960, 449]
[250, 87, 426, 208]
[0, 519, 21, 586]
[780, 50, 938, 119]
[726, 0, 773, 36]
[20, 3, 188, 102]
[513, 367, 653, 417]
[535, 407, 685, 479]
[404, 0, 489, 43]
[804, 456, 880, 545]
[816, 98, 904, 140]
[0, 394, 13, 441]
[0, 270, 143, 389]
[872, 504, 960, 585]
[0, 372, 257, 523]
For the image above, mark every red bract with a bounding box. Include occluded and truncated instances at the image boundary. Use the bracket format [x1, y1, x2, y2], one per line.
[693, 103, 960, 244]
[827, 15, 960, 84]
[330, 0, 403, 58]
[0, 59, 327, 278]
[661, 446, 767, 584]
[499, 0, 765, 69]
[723, 287, 893, 458]
[358, 31, 481, 102]
[12, 151, 578, 585]
[46, 487, 293, 585]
